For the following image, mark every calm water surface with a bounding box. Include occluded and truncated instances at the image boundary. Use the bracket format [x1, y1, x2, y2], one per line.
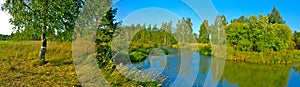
[129, 49, 300, 87]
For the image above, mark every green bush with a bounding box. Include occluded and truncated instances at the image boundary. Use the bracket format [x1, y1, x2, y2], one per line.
[199, 46, 211, 56]
[130, 51, 148, 62]
[160, 48, 170, 55]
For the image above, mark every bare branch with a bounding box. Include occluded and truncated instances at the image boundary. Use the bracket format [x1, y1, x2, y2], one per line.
[23, 3, 33, 11]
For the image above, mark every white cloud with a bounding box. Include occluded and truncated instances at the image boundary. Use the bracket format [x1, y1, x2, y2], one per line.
[0, 0, 13, 35]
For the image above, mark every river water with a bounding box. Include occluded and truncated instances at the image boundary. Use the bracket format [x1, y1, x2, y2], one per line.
[129, 49, 300, 87]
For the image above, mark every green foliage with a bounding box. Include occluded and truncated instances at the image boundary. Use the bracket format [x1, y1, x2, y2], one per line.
[1, 0, 83, 41]
[74, 0, 113, 41]
[293, 31, 300, 49]
[209, 15, 226, 45]
[130, 51, 148, 62]
[175, 17, 194, 43]
[221, 15, 227, 26]
[268, 6, 285, 24]
[160, 48, 170, 55]
[198, 45, 211, 56]
[95, 7, 120, 68]
[0, 34, 8, 40]
[198, 20, 209, 43]
[225, 14, 293, 52]
[293, 66, 300, 75]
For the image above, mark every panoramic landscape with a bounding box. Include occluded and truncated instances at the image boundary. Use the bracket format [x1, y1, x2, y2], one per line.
[1, 0, 300, 87]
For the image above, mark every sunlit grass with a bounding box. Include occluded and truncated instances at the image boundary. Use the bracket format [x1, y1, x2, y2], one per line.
[226, 47, 300, 64]
[0, 41, 80, 86]
[73, 39, 164, 87]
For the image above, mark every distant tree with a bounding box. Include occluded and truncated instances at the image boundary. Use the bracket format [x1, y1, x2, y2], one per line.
[142, 23, 147, 41]
[153, 24, 158, 31]
[167, 21, 173, 46]
[221, 15, 227, 26]
[268, 6, 285, 24]
[199, 20, 209, 43]
[0, 34, 8, 40]
[231, 15, 247, 23]
[184, 17, 194, 43]
[293, 31, 300, 49]
[147, 24, 152, 42]
[210, 15, 226, 45]
[175, 20, 182, 42]
[161, 22, 167, 45]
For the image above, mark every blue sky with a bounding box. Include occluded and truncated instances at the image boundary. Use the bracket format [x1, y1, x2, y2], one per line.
[112, 0, 300, 34]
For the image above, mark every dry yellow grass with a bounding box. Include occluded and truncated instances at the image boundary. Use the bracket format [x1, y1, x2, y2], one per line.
[0, 41, 80, 86]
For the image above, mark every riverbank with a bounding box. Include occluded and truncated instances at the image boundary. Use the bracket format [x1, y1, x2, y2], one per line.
[121, 42, 300, 64]
[226, 50, 300, 64]
[0, 41, 160, 86]
[171, 43, 300, 64]
[171, 43, 212, 56]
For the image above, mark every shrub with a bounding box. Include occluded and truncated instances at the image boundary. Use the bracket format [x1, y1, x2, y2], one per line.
[130, 51, 148, 62]
[199, 45, 212, 56]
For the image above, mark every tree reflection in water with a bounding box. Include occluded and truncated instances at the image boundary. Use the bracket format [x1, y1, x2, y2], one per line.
[221, 62, 291, 87]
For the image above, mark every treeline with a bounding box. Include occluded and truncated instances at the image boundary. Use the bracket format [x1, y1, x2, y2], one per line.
[198, 7, 297, 52]
[0, 34, 8, 40]
[206, 7, 300, 64]
[119, 17, 195, 47]
[114, 18, 197, 62]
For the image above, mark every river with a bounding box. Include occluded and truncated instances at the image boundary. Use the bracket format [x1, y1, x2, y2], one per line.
[128, 49, 300, 87]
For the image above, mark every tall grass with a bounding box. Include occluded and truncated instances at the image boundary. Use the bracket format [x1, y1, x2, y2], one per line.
[73, 39, 164, 87]
[226, 46, 300, 64]
[0, 41, 80, 86]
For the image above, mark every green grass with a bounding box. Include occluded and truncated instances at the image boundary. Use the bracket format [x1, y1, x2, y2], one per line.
[0, 40, 163, 86]
[226, 47, 300, 64]
[73, 39, 163, 87]
[128, 42, 171, 63]
[0, 40, 164, 86]
[0, 41, 80, 86]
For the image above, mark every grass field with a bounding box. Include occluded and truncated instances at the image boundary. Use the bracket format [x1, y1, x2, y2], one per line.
[0, 41, 80, 86]
[0, 40, 161, 87]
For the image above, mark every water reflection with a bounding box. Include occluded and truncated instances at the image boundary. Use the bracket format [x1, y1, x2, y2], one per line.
[129, 51, 300, 87]
[221, 62, 291, 87]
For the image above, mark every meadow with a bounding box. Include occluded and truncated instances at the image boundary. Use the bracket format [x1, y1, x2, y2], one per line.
[0, 41, 80, 86]
[0, 41, 161, 86]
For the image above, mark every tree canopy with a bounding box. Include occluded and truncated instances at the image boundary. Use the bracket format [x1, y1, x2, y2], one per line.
[225, 14, 292, 52]
[1, 0, 83, 41]
[268, 6, 285, 24]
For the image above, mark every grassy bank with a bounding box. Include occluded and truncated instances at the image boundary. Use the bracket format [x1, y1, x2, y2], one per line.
[171, 43, 300, 64]
[0, 41, 80, 86]
[172, 43, 211, 56]
[226, 50, 300, 64]
[224, 46, 300, 64]
[75, 39, 163, 87]
[0, 41, 161, 86]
